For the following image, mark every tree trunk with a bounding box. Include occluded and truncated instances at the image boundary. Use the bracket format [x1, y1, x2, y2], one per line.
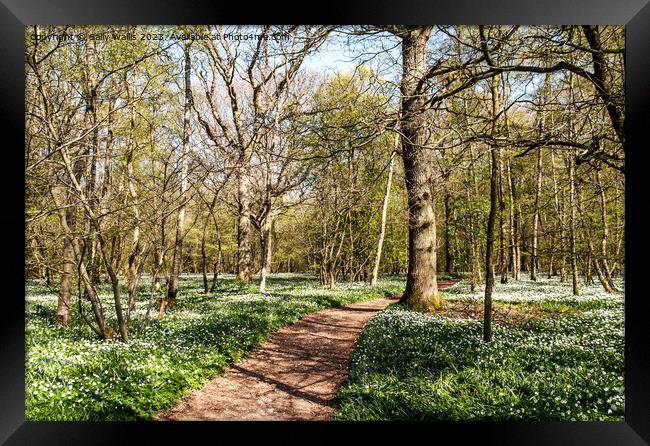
[506, 157, 519, 280]
[568, 153, 580, 295]
[444, 181, 455, 274]
[498, 137, 508, 283]
[466, 143, 481, 291]
[153, 217, 166, 293]
[398, 26, 439, 310]
[531, 146, 543, 281]
[56, 204, 74, 326]
[236, 159, 253, 281]
[371, 147, 396, 287]
[201, 218, 209, 293]
[209, 234, 222, 293]
[166, 42, 192, 305]
[576, 173, 614, 293]
[551, 150, 567, 282]
[51, 186, 108, 338]
[200, 193, 219, 294]
[483, 73, 501, 342]
[259, 216, 273, 292]
[125, 83, 144, 320]
[595, 168, 618, 291]
[83, 34, 101, 285]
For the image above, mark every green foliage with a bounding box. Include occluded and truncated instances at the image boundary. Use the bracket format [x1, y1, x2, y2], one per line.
[333, 278, 624, 421]
[25, 275, 404, 420]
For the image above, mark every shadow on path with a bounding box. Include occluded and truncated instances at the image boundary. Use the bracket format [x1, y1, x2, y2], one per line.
[156, 281, 459, 421]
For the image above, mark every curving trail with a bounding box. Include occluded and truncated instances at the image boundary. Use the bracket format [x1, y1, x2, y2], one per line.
[156, 280, 459, 421]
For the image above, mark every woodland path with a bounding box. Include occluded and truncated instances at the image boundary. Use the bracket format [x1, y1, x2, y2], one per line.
[156, 280, 460, 421]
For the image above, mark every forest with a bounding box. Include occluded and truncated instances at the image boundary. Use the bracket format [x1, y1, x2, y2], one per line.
[25, 25, 624, 421]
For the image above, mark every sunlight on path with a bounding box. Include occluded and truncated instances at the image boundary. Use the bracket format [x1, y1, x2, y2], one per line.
[156, 280, 459, 421]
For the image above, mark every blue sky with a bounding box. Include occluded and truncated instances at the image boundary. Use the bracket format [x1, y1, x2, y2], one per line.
[302, 29, 401, 80]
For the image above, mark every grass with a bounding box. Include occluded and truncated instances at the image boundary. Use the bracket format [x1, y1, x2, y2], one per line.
[333, 277, 624, 421]
[26, 273, 625, 421]
[25, 273, 403, 421]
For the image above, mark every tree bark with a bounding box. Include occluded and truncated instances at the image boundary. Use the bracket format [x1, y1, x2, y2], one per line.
[576, 173, 614, 293]
[466, 142, 481, 290]
[201, 192, 219, 293]
[56, 203, 75, 326]
[153, 217, 166, 293]
[483, 73, 501, 342]
[506, 157, 519, 280]
[209, 234, 222, 293]
[166, 42, 192, 304]
[125, 82, 145, 320]
[531, 146, 542, 281]
[498, 135, 508, 283]
[258, 216, 273, 292]
[595, 168, 618, 291]
[568, 152, 580, 295]
[51, 186, 108, 338]
[236, 157, 253, 281]
[551, 150, 567, 282]
[397, 26, 440, 310]
[371, 146, 397, 287]
[444, 179, 456, 274]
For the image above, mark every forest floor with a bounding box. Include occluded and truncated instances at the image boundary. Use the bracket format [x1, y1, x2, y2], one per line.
[25, 274, 406, 420]
[334, 277, 625, 421]
[154, 297, 397, 420]
[157, 279, 461, 420]
[26, 274, 622, 421]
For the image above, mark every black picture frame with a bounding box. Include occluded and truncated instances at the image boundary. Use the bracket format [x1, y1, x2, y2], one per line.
[3, 0, 649, 444]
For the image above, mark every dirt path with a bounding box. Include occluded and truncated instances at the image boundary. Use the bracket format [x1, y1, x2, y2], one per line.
[156, 280, 459, 421]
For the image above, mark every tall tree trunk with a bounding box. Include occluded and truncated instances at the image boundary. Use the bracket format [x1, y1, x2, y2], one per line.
[209, 233, 222, 293]
[483, 73, 501, 342]
[551, 150, 567, 282]
[531, 146, 543, 281]
[56, 204, 75, 326]
[201, 219, 209, 293]
[153, 217, 166, 292]
[236, 159, 252, 281]
[584, 252, 594, 286]
[595, 168, 618, 291]
[165, 42, 192, 307]
[506, 157, 519, 280]
[57, 37, 98, 325]
[84, 33, 102, 285]
[259, 216, 273, 292]
[568, 152, 580, 295]
[559, 185, 568, 282]
[125, 82, 144, 320]
[371, 147, 396, 287]
[51, 186, 108, 338]
[466, 183, 478, 292]
[576, 173, 614, 293]
[466, 142, 481, 290]
[547, 220, 555, 279]
[498, 138, 508, 283]
[444, 179, 455, 273]
[516, 200, 524, 278]
[201, 193, 219, 293]
[398, 26, 439, 310]
[62, 138, 129, 341]
[566, 70, 580, 295]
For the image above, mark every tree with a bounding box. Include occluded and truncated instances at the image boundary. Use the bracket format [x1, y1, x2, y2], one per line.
[393, 26, 440, 310]
[371, 139, 397, 287]
[164, 40, 193, 309]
